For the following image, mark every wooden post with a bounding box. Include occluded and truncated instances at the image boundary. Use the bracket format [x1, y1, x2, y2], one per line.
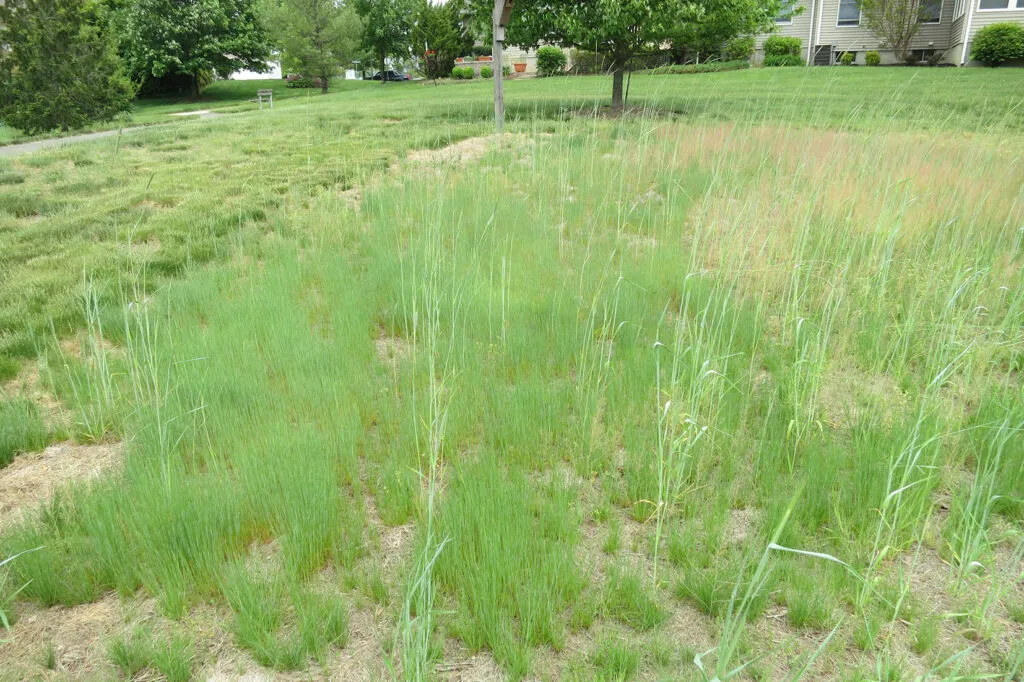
[493, 0, 513, 135]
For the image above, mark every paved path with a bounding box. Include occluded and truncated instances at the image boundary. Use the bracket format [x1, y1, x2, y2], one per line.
[0, 112, 222, 158]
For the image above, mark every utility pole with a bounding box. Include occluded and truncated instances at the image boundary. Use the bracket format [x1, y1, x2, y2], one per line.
[493, 0, 513, 134]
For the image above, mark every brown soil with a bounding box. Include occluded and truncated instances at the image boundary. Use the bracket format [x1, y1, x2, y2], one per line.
[0, 441, 122, 532]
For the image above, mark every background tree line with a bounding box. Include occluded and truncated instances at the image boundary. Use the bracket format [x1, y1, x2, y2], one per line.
[4, 0, 847, 133]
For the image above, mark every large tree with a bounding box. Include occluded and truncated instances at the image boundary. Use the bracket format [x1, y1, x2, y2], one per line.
[0, 0, 134, 133]
[411, 0, 472, 80]
[271, 0, 363, 93]
[669, 0, 788, 63]
[354, 0, 415, 83]
[473, 0, 782, 110]
[857, 0, 940, 63]
[122, 0, 273, 98]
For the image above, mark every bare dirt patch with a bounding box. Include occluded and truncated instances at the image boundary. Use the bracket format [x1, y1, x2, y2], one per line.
[818, 365, 909, 430]
[396, 134, 541, 174]
[0, 592, 123, 679]
[0, 441, 121, 532]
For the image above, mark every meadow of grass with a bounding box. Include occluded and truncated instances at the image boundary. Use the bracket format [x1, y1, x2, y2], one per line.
[1, 67, 1023, 680]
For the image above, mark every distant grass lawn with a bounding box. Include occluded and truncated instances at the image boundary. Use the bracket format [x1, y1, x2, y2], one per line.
[1, 65, 1023, 681]
[0, 78, 379, 145]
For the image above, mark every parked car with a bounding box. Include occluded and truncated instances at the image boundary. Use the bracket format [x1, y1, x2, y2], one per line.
[370, 70, 410, 81]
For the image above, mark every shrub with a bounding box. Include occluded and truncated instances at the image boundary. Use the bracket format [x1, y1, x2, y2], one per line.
[971, 23, 1024, 66]
[470, 44, 491, 58]
[463, 66, 475, 79]
[480, 66, 493, 79]
[763, 53, 804, 67]
[723, 36, 755, 62]
[643, 60, 751, 75]
[286, 74, 322, 88]
[570, 49, 608, 74]
[840, 51, 855, 66]
[865, 50, 881, 66]
[536, 46, 568, 77]
[502, 65, 511, 77]
[764, 36, 801, 58]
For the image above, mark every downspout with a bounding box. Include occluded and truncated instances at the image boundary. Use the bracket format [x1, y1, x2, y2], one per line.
[814, 0, 826, 64]
[806, 0, 817, 64]
[960, 0, 976, 65]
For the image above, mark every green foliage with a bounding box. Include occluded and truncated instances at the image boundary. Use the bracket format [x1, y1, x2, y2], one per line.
[411, 0, 471, 80]
[0, 0, 133, 134]
[644, 60, 750, 74]
[537, 46, 568, 77]
[480, 66, 494, 78]
[971, 23, 1024, 66]
[723, 36, 755, 62]
[764, 53, 804, 66]
[0, 398, 49, 468]
[667, 0, 786, 62]
[866, 50, 882, 66]
[451, 66, 475, 79]
[840, 51, 855, 66]
[763, 35, 801, 58]
[354, 0, 415, 78]
[269, 0, 363, 93]
[121, 0, 272, 97]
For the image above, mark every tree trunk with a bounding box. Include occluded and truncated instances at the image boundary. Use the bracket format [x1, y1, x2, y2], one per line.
[381, 54, 386, 85]
[321, 75, 328, 95]
[611, 67, 624, 110]
[191, 73, 200, 100]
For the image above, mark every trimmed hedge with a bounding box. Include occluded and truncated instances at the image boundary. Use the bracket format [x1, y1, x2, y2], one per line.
[481, 66, 493, 79]
[763, 53, 804, 67]
[642, 60, 751, 75]
[865, 51, 881, 66]
[764, 36, 801, 58]
[537, 46, 567, 77]
[971, 22, 1024, 66]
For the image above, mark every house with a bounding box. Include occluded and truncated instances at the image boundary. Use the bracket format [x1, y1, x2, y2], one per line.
[754, 0, 1024, 65]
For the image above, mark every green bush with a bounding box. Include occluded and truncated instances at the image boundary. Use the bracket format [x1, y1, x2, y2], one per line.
[480, 66, 493, 79]
[764, 36, 801, 58]
[724, 36, 755, 62]
[502, 65, 511, 77]
[450, 66, 461, 79]
[763, 53, 804, 67]
[643, 60, 751, 75]
[840, 51, 855, 66]
[865, 50, 881, 66]
[536, 46, 568, 77]
[451, 66, 474, 80]
[971, 23, 1024, 66]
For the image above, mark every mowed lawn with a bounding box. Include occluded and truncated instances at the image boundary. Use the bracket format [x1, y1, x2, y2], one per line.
[1, 68, 1023, 681]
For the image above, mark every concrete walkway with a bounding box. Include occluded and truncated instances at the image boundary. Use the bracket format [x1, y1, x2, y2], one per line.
[0, 111, 222, 158]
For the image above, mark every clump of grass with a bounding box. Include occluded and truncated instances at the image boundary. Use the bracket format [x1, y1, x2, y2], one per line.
[0, 397, 49, 467]
[603, 566, 667, 631]
[107, 628, 193, 682]
[912, 615, 939, 655]
[107, 629, 150, 677]
[591, 636, 640, 681]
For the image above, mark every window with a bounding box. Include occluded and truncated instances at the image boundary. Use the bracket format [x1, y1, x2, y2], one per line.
[921, 0, 942, 22]
[838, 0, 861, 25]
[978, 0, 1022, 8]
[953, 0, 966, 18]
[776, 0, 797, 23]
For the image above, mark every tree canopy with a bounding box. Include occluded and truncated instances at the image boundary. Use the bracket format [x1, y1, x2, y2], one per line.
[411, 0, 472, 80]
[354, 0, 415, 81]
[270, 0, 363, 93]
[121, 0, 273, 97]
[472, 0, 783, 109]
[0, 0, 135, 133]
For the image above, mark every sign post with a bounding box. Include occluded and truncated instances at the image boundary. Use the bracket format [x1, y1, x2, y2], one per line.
[493, 0, 513, 134]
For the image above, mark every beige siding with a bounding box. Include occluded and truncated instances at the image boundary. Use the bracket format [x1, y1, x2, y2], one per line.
[815, 0, 958, 54]
[755, 0, 818, 63]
